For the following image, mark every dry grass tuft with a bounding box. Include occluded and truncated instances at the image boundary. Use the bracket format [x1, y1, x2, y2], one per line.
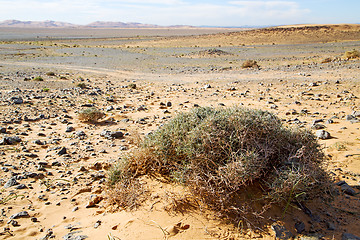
[241, 60, 259, 68]
[108, 106, 329, 222]
[343, 49, 360, 59]
[321, 57, 332, 63]
[78, 107, 104, 122]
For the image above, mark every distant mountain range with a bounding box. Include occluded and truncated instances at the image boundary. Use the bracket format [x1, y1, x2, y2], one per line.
[0, 20, 193, 28]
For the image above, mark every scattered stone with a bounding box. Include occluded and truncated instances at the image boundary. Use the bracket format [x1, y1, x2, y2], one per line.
[9, 97, 23, 104]
[0, 136, 21, 145]
[94, 220, 101, 228]
[63, 231, 88, 240]
[100, 130, 123, 139]
[66, 126, 75, 132]
[4, 177, 19, 188]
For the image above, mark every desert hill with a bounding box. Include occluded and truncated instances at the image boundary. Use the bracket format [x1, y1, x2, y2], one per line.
[0, 19, 193, 28]
[0, 19, 78, 28]
[129, 24, 360, 47]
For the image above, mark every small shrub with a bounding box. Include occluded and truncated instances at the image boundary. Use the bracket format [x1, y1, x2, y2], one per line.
[78, 107, 104, 122]
[242, 60, 259, 68]
[42, 87, 50, 92]
[76, 82, 87, 89]
[343, 49, 360, 60]
[109, 106, 328, 222]
[46, 72, 56, 76]
[33, 76, 44, 81]
[128, 83, 137, 89]
[321, 57, 332, 63]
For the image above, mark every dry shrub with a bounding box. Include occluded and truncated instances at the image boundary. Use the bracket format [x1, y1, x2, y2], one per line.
[77, 107, 104, 122]
[321, 57, 332, 63]
[242, 60, 259, 68]
[76, 82, 87, 89]
[343, 49, 360, 59]
[109, 106, 328, 222]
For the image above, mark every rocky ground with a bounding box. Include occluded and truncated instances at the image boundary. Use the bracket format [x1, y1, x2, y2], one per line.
[0, 25, 359, 239]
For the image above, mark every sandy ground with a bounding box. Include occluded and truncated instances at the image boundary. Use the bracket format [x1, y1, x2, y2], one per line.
[0, 24, 359, 239]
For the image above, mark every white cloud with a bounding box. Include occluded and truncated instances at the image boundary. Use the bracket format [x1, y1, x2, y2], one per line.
[0, 0, 311, 26]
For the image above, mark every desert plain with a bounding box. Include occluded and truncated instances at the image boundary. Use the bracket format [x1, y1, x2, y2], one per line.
[0, 24, 359, 239]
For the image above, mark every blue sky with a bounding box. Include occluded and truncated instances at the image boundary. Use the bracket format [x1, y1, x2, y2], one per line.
[0, 0, 359, 26]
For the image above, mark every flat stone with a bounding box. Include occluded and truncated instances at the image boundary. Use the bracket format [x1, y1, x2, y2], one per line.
[10, 211, 29, 219]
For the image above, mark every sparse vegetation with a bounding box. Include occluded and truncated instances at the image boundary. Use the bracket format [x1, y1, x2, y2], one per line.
[321, 57, 332, 63]
[78, 107, 105, 122]
[42, 87, 50, 92]
[331, 141, 352, 151]
[343, 49, 360, 59]
[128, 83, 137, 89]
[241, 60, 259, 68]
[76, 82, 87, 89]
[33, 76, 44, 81]
[46, 72, 56, 76]
[109, 106, 328, 222]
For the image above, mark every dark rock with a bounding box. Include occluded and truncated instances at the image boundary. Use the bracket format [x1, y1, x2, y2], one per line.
[9, 97, 23, 104]
[316, 130, 331, 139]
[0, 127, 6, 133]
[100, 130, 123, 139]
[342, 233, 360, 240]
[33, 139, 45, 145]
[311, 124, 325, 130]
[0, 136, 22, 145]
[10, 211, 29, 219]
[15, 184, 27, 189]
[327, 221, 336, 230]
[75, 131, 86, 138]
[295, 221, 305, 234]
[8, 219, 20, 226]
[66, 126, 75, 132]
[340, 183, 356, 196]
[57, 147, 67, 155]
[346, 115, 356, 121]
[352, 111, 360, 118]
[271, 224, 293, 240]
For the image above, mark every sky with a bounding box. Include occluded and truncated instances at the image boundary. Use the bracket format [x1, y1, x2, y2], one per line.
[0, 0, 359, 27]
